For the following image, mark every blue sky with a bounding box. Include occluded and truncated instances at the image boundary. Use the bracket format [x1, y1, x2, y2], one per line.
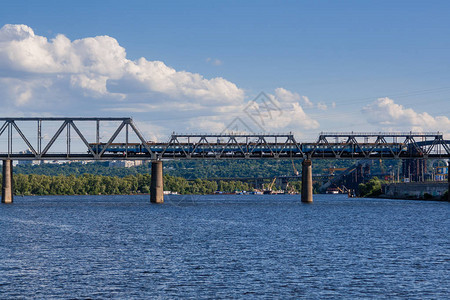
[0, 0, 449, 140]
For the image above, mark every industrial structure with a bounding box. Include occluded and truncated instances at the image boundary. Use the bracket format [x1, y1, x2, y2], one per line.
[1, 117, 449, 204]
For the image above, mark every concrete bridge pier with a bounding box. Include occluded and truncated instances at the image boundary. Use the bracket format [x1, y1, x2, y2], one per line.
[150, 160, 164, 204]
[301, 158, 313, 203]
[2, 160, 13, 204]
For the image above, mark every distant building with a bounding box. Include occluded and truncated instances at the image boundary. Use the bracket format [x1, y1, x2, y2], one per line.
[42, 160, 67, 165]
[16, 149, 40, 166]
[109, 160, 144, 168]
[17, 160, 41, 166]
[435, 166, 448, 181]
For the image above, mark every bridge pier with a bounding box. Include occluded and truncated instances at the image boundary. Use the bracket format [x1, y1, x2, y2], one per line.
[301, 158, 313, 203]
[2, 160, 13, 204]
[150, 160, 164, 204]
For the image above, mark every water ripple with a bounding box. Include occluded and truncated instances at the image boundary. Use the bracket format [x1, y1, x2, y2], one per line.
[0, 194, 448, 299]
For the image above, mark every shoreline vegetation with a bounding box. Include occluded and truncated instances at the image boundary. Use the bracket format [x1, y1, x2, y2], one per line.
[0, 173, 446, 200]
[2, 162, 447, 199]
[4, 173, 264, 196]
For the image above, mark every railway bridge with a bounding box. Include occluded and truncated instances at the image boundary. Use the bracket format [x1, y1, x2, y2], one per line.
[1, 117, 449, 203]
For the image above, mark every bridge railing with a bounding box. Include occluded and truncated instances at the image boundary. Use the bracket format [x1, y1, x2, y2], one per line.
[319, 131, 443, 137]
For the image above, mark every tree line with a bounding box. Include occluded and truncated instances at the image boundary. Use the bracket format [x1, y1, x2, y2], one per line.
[15, 159, 368, 179]
[0, 173, 256, 196]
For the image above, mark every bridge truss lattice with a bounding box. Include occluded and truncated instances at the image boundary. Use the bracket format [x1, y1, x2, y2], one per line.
[0, 118, 448, 160]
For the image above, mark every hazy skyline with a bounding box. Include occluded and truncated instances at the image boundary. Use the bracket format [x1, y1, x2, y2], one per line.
[0, 1, 449, 140]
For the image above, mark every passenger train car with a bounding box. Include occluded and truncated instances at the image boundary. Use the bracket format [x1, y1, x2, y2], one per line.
[88, 142, 411, 157]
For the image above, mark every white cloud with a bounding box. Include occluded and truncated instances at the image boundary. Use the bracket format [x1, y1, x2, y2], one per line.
[274, 87, 301, 102]
[206, 57, 223, 66]
[0, 24, 321, 138]
[189, 117, 227, 133]
[317, 102, 327, 110]
[362, 97, 450, 132]
[180, 88, 321, 134]
[0, 24, 243, 108]
[270, 89, 320, 130]
[301, 96, 314, 108]
[0, 24, 35, 41]
[280, 102, 320, 129]
[274, 87, 319, 111]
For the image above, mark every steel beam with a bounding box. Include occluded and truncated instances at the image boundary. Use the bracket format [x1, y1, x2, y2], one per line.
[0, 117, 131, 121]
[0, 119, 448, 160]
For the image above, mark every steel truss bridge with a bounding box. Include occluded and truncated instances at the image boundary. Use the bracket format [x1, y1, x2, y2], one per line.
[0, 117, 449, 160]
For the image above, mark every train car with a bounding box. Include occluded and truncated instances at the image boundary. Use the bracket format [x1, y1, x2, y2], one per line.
[88, 143, 142, 155]
[301, 143, 405, 156]
[88, 142, 407, 157]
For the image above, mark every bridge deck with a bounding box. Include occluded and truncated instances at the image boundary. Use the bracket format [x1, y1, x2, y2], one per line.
[0, 118, 448, 160]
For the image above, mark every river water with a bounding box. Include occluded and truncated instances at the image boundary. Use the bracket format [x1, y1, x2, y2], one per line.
[0, 194, 448, 299]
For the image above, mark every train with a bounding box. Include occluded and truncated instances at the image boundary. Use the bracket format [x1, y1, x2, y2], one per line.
[88, 142, 410, 156]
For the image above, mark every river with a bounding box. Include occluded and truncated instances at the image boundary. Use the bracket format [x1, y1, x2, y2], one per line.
[0, 194, 448, 299]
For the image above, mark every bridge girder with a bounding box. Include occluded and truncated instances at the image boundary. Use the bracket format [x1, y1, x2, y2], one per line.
[0, 118, 448, 160]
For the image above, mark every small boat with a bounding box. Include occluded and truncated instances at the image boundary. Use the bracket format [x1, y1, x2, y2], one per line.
[326, 188, 339, 194]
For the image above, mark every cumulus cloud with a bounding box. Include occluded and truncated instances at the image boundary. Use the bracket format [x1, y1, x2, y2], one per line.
[274, 87, 321, 110]
[0, 24, 243, 108]
[266, 89, 319, 130]
[301, 96, 314, 108]
[184, 87, 320, 135]
[362, 97, 450, 132]
[0, 24, 320, 137]
[278, 102, 319, 129]
[274, 87, 301, 102]
[275, 86, 334, 113]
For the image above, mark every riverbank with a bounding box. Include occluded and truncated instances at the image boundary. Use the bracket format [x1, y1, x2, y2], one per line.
[382, 182, 449, 201]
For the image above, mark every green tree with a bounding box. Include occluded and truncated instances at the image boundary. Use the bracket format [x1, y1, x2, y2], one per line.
[358, 177, 386, 197]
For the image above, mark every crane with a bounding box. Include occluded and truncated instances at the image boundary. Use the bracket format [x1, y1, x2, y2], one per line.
[324, 167, 347, 175]
[263, 177, 277, 194]
[292, 160, 299, 176]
